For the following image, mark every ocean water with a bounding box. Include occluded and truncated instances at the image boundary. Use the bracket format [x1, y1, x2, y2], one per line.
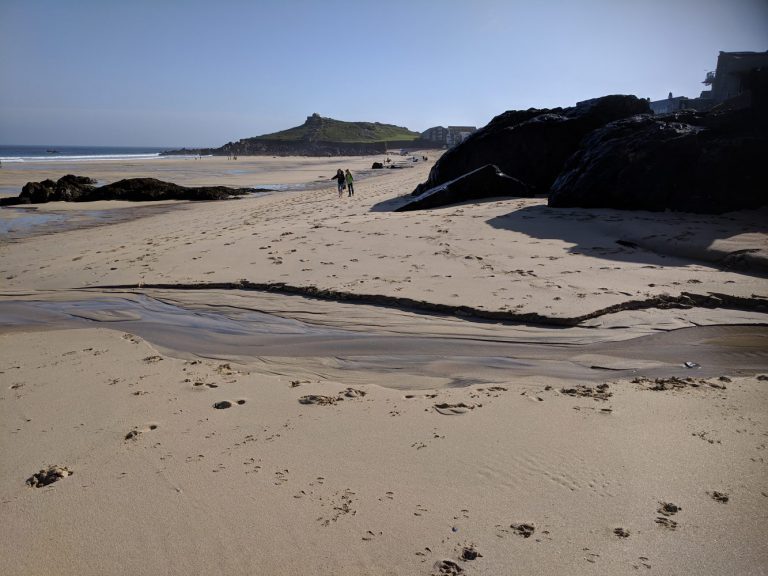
[0, 144, 189, 163]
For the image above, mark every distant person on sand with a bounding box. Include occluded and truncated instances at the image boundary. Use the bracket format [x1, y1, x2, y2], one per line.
[345, 169, 354, 197]
[332, 169, 345, 198]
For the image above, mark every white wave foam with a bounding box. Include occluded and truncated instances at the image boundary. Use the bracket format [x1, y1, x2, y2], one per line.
[0, 153, 201, 163]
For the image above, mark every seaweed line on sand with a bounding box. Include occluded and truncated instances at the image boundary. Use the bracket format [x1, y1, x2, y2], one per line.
[85, 282, 768, 328]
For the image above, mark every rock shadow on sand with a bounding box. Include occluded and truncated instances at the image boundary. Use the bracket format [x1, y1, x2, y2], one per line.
[369, 193, 522, 213]
[487, 204, 768, 276]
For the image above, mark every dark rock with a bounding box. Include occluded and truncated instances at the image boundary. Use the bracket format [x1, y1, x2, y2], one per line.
[412, 95, 650, 197]
[91, 178, 249, 201]
[0, 196, 32, 206]
[55, 174, 96, 201]
[2, 176, 251, 205]
[20, 179, 57, 203]
[16, 175, 96, 203]
[549, 105, 768, 213]
[396, 164, 530, 211]
[371, 162, 384, 169]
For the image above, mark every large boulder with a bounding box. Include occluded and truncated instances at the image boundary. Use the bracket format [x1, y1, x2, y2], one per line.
[412, 95, 650, 196]
[19, 179, 57, 203]
[548, 106, 768, 213]
[6, 175, 97, 205]
[396, 164, 530, 211]
[55, 174, 96, 201]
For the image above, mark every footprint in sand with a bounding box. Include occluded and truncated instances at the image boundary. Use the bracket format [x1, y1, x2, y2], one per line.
[460, 546, 482, 561]
[657, 502, 681, 516]
[655, 517, 678, 530]
[299, 395, 338, 406]
[655, 501, 680, 530]
[213, 399, 247, 409]
[433, 559, 463, 575]
[192, 381, 219, 389]
[26, 465, 72, 488]
[125, 423, 159, 440]
[433, 402, 476, 415]
[341, 387, 367, 399]
[510, 523, 536, 538]
[215, 363, 238, 376]
[708, 491, 729, 503]
[560, 383, 612, 401]
[613, 527, 630, 538]
[299, 388, 367, 405]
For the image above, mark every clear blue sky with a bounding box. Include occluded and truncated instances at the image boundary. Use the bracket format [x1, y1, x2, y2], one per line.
[1, 0, 766, 147]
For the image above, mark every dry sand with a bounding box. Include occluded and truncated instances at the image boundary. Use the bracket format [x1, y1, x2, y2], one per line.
[1, 154, 767, 575]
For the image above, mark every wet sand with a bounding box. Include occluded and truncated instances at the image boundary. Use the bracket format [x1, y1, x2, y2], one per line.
[1, 154, 767, 575]
[0, 153, 401, 191]
[0, 201, 195, 242]
[0, 154, 405, 241]
[1, 294, 766, 389]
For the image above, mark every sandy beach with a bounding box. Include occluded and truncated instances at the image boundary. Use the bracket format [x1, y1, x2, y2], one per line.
[1, 155, 767, 575]
[0, 154, 399, 192]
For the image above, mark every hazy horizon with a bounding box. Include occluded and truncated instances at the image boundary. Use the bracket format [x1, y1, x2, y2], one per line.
[1, 0, 766, 148]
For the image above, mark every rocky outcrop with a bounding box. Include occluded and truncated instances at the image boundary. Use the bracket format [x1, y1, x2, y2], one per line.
[407, 90, 767, 214]
[9, 175, 97, 204]
[396, 164, 531, 212]
[549, 104, 768, 213]
[92, 178, 250, 201]
[54, 175, 97, 200]
[0, 176, 250, 205]
[411, 95, 651, 199]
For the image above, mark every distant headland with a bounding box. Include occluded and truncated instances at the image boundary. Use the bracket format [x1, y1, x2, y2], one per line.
[161, 113, 454, 157]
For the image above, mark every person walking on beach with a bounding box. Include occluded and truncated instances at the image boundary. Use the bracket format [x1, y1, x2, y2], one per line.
[332, 169, 345, 198]
[345, 169, 355, 197]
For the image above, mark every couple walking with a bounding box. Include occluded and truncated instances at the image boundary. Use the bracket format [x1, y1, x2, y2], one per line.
[332, 169, 355, 198]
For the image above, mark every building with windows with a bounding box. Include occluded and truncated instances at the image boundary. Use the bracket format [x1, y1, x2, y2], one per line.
[649, 50, 768, 114]
[420, 126, 447, 144]
[705, 51, 768, 103]
[420, 125, 477, 147]
[446, 126, 476, 147]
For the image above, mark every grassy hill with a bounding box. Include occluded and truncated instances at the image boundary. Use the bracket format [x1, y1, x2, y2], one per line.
[161, 113, 434, 157]
[256, 113, 421, 143]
